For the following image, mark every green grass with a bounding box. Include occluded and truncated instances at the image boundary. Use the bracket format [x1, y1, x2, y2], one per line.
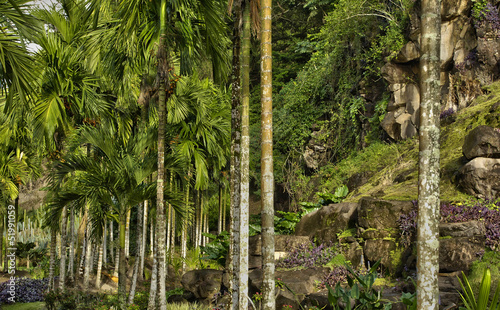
[2, 302, 46, 310]
[315, 80, 500, 203]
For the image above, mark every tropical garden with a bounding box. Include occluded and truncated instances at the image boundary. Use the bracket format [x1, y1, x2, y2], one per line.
[0, 0, 500, 309]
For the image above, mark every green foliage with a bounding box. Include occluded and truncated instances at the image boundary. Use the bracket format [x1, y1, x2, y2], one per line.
[458, 268, 500, 310]
[317, 185, 349, 205]
[275, 211, 302, 235]
[327, 260, 392, 310]
[199, 231, 229, 267]
[472, 0, 489, 20]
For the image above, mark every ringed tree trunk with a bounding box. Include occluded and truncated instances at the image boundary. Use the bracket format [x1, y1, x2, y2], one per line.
[239, 3, 251, 308]
[147, 221, 158, 310]
[83, 205, 93, 291]
[110, 220, 114, 264]
[128, 201, 144, 304]
[218, 183, 223, 234]
[229, 0, 242, 307]
[260, 0, 275, 307]
[68, 207, 75, 283]
[96, 233, 104, 289]
[125, 209, 131, 258]
[139, 200, 148, 282]
[155, 0, 171, 307]
[417, 0, 441, 309]
[48, 228, 57, 290]
[59, 206, 68, 290]
[118, 210, 128, 310]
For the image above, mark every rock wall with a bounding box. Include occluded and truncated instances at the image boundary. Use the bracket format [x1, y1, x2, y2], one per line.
[381, 0, 495, 140]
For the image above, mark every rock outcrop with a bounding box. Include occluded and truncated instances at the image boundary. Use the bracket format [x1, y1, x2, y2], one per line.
[459, 125, 500, 199]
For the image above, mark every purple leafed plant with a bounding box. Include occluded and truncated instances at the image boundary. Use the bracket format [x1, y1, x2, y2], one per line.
[440, 108, 455, 120]
[398, 200, 500, 250]
[317, 266, 348, 290]
[276, 242, 338, 269]
[0, 277, 49, 304]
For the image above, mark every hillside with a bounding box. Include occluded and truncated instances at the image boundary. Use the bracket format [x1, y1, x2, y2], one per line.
[301, 81, 500, 204]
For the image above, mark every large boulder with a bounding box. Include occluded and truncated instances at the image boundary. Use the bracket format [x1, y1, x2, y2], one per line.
[181, 269, 222, 299]
[458, 157, 500, 199]
[439, 236, 485, 272]
[462, 125, 500, 160]
[439, 220, 486, 238]
[248, 267, 329, 309]
[295, 202, 358, 244]
[357, 197, 414, 239]
[363, 239, 399, 272]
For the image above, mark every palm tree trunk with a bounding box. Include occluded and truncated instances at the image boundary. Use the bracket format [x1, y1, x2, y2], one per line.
[84, 218, 93, 291]
[181, 168, 191, 273]
[156, 1, 170, 308]
[118, 210, 128, 310]
[49, 228, 57, 290]
[59, 206, 68, 290]
[103, 221, 107, 265]
[229, 0, 242, 307]
[203, 205, 208, 246]
[110, 220, 114, 264]
[113, 243, 120, 278]
[260, 0, 275, 308]
[68, 207, 75, 283]
[139, 200, 148, 282]
[96, 234, 104, 289]
[218, 184, 223, 234]
[147, 221, 158, 310]
[238, 3, 251, 308]
[125, 209, 131, 258]
[223, 185, 227, 231]
[417, 0, 441, 308]
[150, 216, 154, 258]
[128, 201, 144, 304]
[169, 203, 175, 262]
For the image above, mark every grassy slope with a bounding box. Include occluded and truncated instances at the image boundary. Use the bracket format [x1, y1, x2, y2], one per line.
[317, 81, 500, 202]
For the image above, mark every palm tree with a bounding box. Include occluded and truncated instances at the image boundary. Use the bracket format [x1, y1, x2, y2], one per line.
[260, 0, 274, 307]
[417, 0, 441, 308]
[49, 123, 165, 310]
[0, 0, 39, 107]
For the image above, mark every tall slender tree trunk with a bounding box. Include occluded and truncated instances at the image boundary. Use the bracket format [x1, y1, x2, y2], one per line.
[223, 185, 227, 231]
[169, 203, 175, 262]
[156, 1, 170, 307]
[49, 228, 57, 290]
[260, 0, 275, 308]
[203, 205, 208, 246]
[59, 206, 68, 290]
[181, 168, 191, 272]
[103, 221, 107, 265]
[150, 216, 154, 258]
[129, 201, 144, 304]
[218, 184, 223, 234]
[229, 0, 242, 307]
[96, 235, 104, 289]
[113, 241, 120, 278]
[239, 3, 251, 308]
[110, 220, 114, 264]
[125, 209, 131, 258]
[118, 210, 127, 310]
[140, 200, 148, 282]
[68, 207, 75, 283]
[83, 205, 93, 291]
[147, 221, 158, 310]
[417, 0, 441, 309]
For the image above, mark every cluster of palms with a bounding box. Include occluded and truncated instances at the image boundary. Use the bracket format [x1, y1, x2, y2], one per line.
[0, 0, 245, 309]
